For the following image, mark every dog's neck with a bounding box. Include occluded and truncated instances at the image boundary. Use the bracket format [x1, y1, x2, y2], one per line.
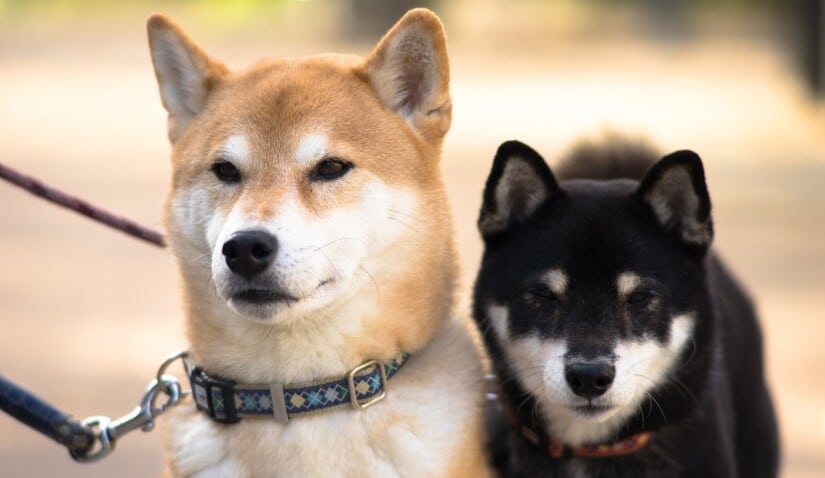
[176, 229, 456, 386]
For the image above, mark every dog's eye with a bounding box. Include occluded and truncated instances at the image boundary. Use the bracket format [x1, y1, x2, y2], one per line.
[529, 286, 559, 303]
[311, 158, 353, 181]
[211, 161, 241, 184]
[627, 290, 653, 307]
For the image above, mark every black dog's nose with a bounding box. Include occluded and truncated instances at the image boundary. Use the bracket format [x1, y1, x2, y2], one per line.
[565, 362, 615, 399]
[222, 230, 277, 279]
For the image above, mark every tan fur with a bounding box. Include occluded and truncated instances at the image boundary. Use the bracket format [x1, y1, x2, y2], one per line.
[148, 9, 491, 477]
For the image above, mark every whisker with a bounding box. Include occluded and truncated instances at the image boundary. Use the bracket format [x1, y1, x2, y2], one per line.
[313, 237, 364, 252]
[251, 321, 278, 345]
[637, 399, 646, 429]
[629, 354, 660, 368]
[387, 215, 420, 234]
[515, 394, 536, 421]
[358, 265, 380, 298]
[668, 376, 700, 406]
[646, 390, 667, 423]
[388, 209, 422, 222]
[315, 247, 344, 281]
[683, 336, 698, 365]
[634, 373, 667, 423]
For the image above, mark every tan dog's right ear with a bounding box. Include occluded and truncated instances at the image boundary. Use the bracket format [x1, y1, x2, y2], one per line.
[147, 14, 228, 143]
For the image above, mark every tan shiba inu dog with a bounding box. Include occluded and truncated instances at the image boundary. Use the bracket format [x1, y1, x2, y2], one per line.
[146, 8, 490, 478]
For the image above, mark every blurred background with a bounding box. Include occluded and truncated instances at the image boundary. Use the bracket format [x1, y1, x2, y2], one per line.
[0, 0, 823, 476]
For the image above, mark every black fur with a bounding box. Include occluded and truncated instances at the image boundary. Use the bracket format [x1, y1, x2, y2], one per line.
[474, 140, 779, 477]
[555, 134, 660, 181]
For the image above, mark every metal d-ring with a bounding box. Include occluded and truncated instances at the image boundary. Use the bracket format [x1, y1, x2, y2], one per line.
[70, 416, 114, 462]
[155, 350, 190, 394]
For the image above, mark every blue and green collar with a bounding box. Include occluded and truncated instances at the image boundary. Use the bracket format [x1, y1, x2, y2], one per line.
[188, 353, 410, 424]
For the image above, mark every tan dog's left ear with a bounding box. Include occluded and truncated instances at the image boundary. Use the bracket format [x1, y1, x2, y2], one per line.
[147, 14, 229, 144]
[361, 8, 451, 142]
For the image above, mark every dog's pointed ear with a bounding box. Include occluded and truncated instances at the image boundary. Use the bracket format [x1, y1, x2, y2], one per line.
[478, 141, 562, 237]
[361, 8, 451, 142]
[635, 150, 713, 251]
[147, 14, 229, 143]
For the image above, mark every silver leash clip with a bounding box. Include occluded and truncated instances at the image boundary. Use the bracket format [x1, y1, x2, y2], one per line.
[71, 351, 189, 462]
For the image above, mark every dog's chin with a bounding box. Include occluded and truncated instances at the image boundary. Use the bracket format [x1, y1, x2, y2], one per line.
[228, 294, 298, 321]
[563, 402, 620, 423]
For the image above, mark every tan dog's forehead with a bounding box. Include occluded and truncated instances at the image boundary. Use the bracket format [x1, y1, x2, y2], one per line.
[171, 56, 420, 189]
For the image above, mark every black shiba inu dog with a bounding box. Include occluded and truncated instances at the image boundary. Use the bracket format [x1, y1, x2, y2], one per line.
[473, 139, 779, 477]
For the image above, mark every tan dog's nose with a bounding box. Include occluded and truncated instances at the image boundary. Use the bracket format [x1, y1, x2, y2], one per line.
[222, 230, 277, 279]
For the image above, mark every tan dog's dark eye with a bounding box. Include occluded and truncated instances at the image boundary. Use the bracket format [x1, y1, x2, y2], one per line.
[211, 161, 241, 183]
[311, 158, 353, 181]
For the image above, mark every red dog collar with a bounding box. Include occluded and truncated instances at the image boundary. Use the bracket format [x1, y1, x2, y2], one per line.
[517, 422, 652, 458]
[501, 396, 653, 459]
[546, 429, 651, 458]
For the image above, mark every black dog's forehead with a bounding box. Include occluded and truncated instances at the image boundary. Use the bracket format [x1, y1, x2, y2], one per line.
[554, 180, 641, 277]
[486, 180, 647, 284]
[480, 178, 704, 305]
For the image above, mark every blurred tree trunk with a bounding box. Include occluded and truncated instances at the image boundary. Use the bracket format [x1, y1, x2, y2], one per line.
[797, 0, 825, 96]
[644, 0, 690, 42]
[342, 0, 442, 41]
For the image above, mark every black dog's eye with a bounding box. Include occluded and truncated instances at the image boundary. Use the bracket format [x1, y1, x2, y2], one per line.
[211, 161, 241, 183]
[627, 290, 653, 307]
[528, 285, 559, 303]
[311, 158, 353, 181]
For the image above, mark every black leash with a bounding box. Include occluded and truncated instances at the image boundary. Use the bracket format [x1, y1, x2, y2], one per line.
[0, 375, 95, 457]
[0, 352, 189, 462]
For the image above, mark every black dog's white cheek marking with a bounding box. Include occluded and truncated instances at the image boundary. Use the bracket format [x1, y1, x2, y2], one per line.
[511, 337, 569, 406]
[611, 314, 696, 406]
[486, 303, 570, 403]
[486, 303, 510, 340]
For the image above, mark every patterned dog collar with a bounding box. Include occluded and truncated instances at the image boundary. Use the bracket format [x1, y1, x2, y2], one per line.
[189, 353, 410, 424]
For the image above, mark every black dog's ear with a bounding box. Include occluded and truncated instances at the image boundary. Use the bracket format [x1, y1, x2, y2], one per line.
[635, 150, 713, 251]
[478, 140, 561, 237]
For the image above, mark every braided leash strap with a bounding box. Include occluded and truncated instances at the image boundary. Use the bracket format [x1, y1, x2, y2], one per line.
[0, 375, 94, 457]
[0, 161, 166, 248]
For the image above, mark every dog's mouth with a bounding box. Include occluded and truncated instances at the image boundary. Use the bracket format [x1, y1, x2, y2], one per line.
[571, 404, 614, 418]
[232, 289, 298, 305]
[230, 279, 335, 306]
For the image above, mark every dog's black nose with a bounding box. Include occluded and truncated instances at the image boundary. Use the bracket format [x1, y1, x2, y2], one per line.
[565, 362, 615, 399]
[222, 230, 277, 279]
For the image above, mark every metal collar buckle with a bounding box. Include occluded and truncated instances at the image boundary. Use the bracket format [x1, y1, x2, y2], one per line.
[347, 360, 387, 410]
